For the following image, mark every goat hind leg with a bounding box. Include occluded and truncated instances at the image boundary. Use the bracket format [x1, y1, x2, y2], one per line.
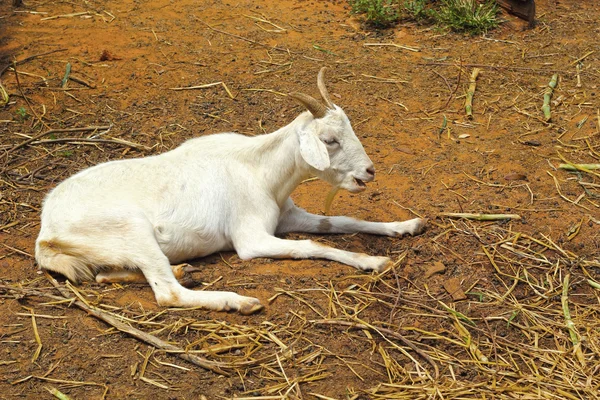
[135, 252, 262, 314]
[96, 269, 147, 284]
[96, 263, 197, 287]
[107, 226, 262, 314]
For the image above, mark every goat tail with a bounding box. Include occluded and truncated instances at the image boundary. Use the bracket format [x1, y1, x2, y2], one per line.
[35, 238, 96, 283]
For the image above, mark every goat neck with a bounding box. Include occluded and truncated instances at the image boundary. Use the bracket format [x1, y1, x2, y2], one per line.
[252, 112, 315, 208]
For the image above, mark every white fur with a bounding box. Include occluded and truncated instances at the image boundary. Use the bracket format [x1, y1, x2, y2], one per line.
[35, 88, 425, 314]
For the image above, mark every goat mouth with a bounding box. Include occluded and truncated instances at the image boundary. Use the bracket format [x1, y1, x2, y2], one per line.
[354, 178, 367, 190]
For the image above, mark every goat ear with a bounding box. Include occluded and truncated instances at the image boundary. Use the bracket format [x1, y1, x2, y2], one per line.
[298, 128, 330, 171]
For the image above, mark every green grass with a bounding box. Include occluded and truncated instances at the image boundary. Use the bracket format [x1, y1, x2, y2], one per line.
[349, 0, 500, 34]
[15, 106, 29, 122]
[350, 0, 399, 28]
[434, 0, 499, 34]
[403, 0, 432, 23]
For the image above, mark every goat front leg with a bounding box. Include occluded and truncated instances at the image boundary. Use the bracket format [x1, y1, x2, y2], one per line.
[234, 232, 391, 272]
[276, 200, 426, 237]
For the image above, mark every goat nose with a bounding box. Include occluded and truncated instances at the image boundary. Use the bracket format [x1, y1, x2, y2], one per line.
[366, 166, 375, 177]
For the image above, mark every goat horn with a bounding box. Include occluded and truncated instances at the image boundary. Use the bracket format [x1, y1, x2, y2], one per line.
[289, 92, 328, 119]
[317, 67, 334, 109]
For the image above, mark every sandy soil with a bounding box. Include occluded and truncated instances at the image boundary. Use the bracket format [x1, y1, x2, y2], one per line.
[1, 0, 599, 398]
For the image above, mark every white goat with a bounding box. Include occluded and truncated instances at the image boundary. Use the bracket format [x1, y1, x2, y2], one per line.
[35, 68, 425, 314]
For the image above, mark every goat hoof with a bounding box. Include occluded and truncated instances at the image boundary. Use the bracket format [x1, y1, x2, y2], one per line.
[361, 256, 391, 272]
[178, 275, 196, 288]
[388, 218, 427, 238]
[377, 259, 394, 273]
[409, 218, 427, 236]
[172, 263, 199, 288]
[239, 297, 264, 315]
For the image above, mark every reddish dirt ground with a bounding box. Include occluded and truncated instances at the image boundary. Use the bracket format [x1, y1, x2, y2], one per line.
[1, 0, 599, 399]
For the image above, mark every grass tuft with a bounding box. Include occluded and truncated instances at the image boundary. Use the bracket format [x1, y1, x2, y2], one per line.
[403, 0, 432, 23]
[350, 0, 399, 28]
[433, 0, 499, 34]
[350, 0, 500, 34]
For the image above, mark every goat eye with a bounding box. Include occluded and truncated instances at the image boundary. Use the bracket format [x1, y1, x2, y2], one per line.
[323, 138, 339, 146]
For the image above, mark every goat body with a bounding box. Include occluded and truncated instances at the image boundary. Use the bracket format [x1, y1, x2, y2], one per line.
[36, 69, 425, 314]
